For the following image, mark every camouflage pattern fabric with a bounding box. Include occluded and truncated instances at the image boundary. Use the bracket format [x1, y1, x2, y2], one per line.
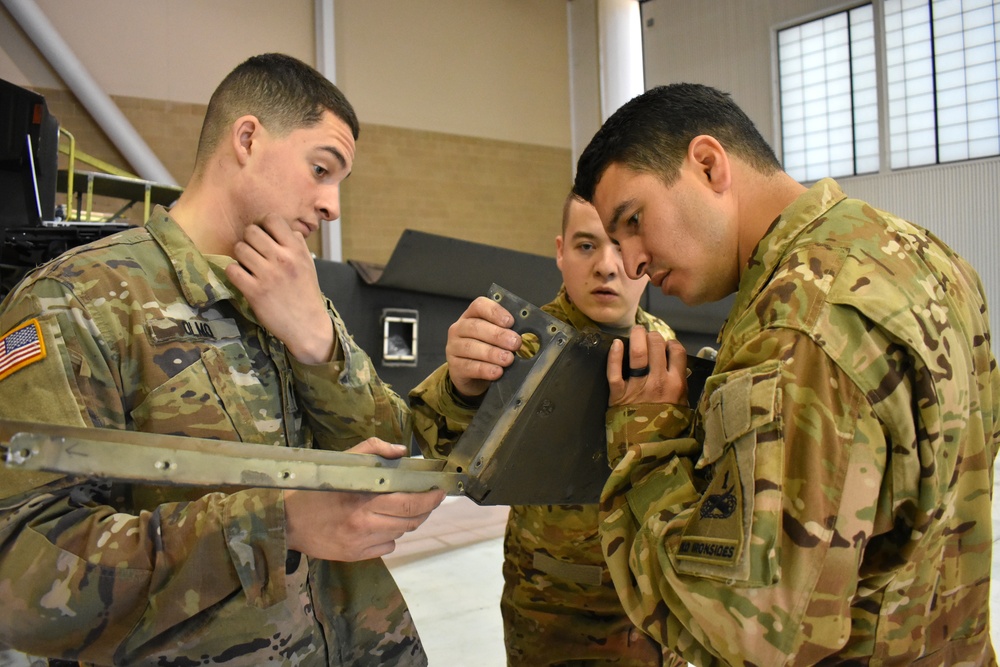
[600, 179, 1000, 666]
[0, 207, 426, 666]
[412, 288, 687, 666]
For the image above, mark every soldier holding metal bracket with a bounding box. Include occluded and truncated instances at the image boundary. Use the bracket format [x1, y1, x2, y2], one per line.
[0, 54, 443, 666]
[411, 191, 686, 667]
[574, 83, 999, 665]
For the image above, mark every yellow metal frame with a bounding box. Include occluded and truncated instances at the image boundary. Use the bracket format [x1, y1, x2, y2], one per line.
[59, 127, 75, 221]
[57, 129, 158, 222]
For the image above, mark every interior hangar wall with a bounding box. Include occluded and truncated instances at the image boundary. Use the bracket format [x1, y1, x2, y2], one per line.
[0, 0, 573, 265]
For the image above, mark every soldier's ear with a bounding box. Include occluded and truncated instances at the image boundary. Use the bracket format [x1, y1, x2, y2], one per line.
[687, 135, 731, 194]
[231, 115, 262, 166]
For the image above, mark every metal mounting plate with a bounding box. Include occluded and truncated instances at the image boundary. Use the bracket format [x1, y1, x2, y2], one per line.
[447, 284, 616, 505]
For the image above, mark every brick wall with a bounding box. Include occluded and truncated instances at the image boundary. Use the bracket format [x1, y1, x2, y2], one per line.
[37, 87, 200, 225]
[32, 87, 571, 264]
[343, 124, 571, 265]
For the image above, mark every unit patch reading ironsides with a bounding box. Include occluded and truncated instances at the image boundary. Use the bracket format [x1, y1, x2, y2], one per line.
[677, 447, 743, 567]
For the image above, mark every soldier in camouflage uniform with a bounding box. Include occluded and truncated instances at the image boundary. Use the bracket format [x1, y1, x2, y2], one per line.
[410, 192, 687, 666]
[0, 54, 445, 666]
[566, 83, 1000, 665]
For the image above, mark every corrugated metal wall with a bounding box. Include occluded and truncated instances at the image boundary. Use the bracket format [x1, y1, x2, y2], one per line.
[641, 0, 1000, 347]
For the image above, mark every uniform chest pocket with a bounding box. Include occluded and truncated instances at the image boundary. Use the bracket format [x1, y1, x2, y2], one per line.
[672, 361, 783, 587]
[130, 343, 274, 445]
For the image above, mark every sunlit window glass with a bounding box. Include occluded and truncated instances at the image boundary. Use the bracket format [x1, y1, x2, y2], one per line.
[778, 5, 879, 182]
[885, 0, 1000, 168]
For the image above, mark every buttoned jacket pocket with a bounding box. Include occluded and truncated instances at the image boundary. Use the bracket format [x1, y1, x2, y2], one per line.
[130, 343, 272, 445]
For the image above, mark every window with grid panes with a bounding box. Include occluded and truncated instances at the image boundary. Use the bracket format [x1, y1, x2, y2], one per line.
[884, 0, 1000, 168]
[778, 5, 879, 182]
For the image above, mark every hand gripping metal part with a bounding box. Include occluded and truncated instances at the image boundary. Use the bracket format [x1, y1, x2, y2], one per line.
[3, 285, 712, 504]
[445, 284, 616, 505]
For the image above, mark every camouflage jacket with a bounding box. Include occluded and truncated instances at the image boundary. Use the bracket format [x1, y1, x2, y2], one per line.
[601, 179, 1000, 666]
[0, 208, 424, 666]
[411, 288, 682, 665]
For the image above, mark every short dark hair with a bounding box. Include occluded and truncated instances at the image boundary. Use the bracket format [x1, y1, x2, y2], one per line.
[194, 53, 359, 169]
[560, 189, 588, 235]
[573, 83, 781, 201]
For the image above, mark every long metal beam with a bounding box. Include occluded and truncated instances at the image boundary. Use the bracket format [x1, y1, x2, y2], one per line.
[1, 420, 467, 495]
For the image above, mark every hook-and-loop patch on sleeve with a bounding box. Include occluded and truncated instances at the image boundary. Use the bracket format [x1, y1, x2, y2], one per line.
[0, 319, 46, 382]
[673, 361, 782, 586]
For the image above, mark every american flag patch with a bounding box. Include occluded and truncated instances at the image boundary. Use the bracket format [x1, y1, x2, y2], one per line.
[0, 319, 46, 381]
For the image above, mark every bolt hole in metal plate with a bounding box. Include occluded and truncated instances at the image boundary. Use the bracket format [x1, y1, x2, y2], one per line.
[444, 284, 620, 505]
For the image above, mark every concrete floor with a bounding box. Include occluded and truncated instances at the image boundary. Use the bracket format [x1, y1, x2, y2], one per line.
[385, 498, 509, 666]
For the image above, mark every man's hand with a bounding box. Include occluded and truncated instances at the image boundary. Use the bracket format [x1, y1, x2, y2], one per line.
[607, 325, 688, 407]
[283, 438, 447, 561]
[445, 296, 522, 399]
[226, 214, 334, 364]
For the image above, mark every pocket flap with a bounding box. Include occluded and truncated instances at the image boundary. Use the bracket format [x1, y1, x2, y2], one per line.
[701, 361, 781, 464]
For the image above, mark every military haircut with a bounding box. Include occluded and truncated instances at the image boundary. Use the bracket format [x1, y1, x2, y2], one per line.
[560, 189, 588, 235]
[194, 53, 360, 171]
[573, 83, 782, 201]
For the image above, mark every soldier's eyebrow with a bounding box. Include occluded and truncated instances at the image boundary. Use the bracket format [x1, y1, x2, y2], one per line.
[606, 198, 637, 234]
[320, 146, 348, 171]
[571, 231, 600, 242]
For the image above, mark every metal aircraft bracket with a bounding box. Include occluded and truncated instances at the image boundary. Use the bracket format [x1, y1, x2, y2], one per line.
[1, 285, 659, 505]
[445, 284, 616, 505]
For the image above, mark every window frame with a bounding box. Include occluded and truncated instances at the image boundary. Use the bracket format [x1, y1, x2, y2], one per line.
[773, 0, 1000, 180]
[776, 3, 881, 182]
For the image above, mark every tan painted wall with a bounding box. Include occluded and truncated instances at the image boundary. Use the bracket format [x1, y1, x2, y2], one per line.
[343, 124, 569, 263]
[336, 0, 570, 148]
[0, 0, 572, 264]
[0, 0, 315, 105]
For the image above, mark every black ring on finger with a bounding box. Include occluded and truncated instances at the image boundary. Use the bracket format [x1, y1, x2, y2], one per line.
[627, 365, 650, 378]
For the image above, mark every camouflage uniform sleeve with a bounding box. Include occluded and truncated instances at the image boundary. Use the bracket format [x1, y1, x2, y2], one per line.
[642, 315, 676, 343]
[288, 298, 412, 450]
[601, 328, 884, 666]
[0, 279, 291, 657]
[409, 363, 479, 459]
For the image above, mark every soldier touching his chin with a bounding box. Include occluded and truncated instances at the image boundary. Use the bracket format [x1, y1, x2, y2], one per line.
[0, 53, 443, 666]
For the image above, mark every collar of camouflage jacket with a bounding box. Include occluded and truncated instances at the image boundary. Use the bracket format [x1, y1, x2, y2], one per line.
[723, 177, 847, 339]
[145, 206, 240, 310]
